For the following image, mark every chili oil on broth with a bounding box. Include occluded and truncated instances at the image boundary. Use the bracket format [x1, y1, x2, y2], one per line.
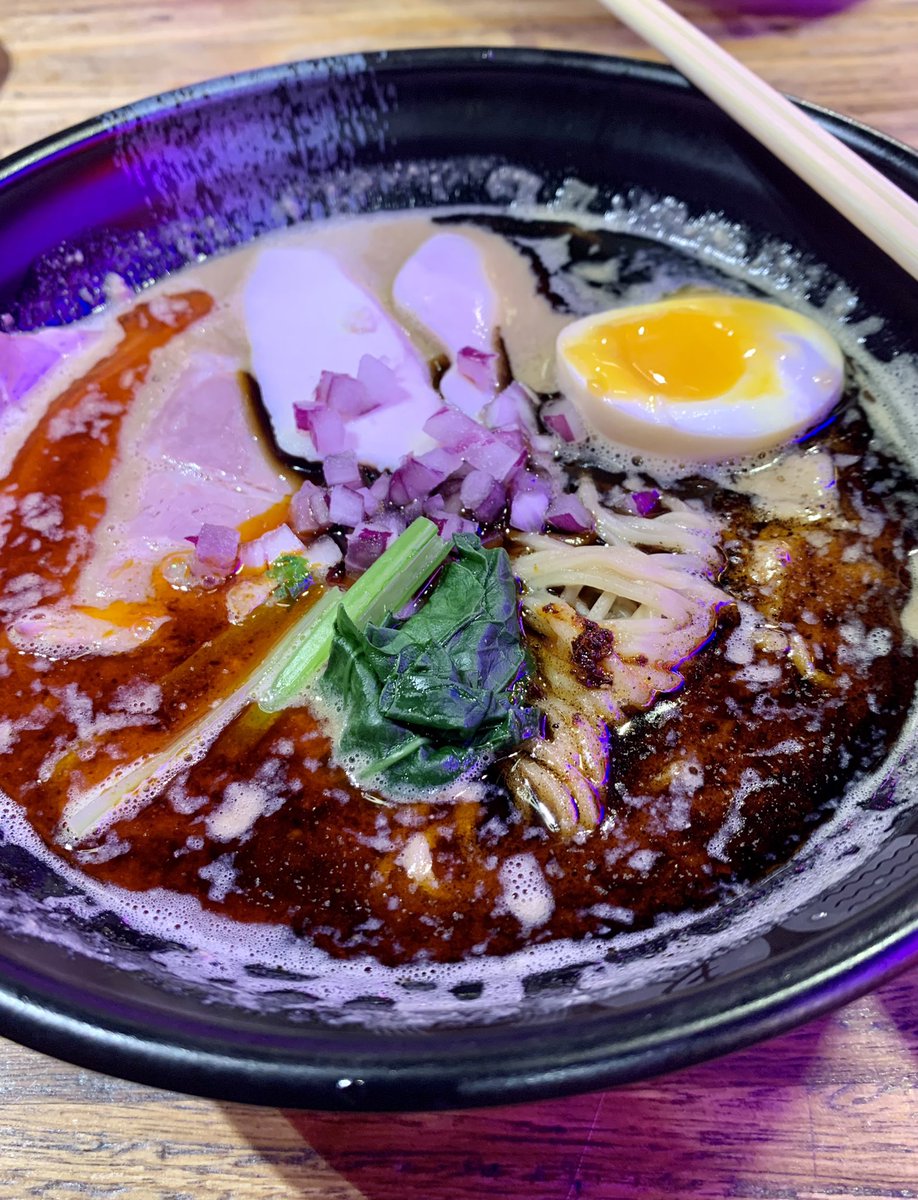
[0, 209, 915, 976]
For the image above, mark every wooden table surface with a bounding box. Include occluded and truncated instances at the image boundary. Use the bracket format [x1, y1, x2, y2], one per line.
[1, 1, 918, 1196]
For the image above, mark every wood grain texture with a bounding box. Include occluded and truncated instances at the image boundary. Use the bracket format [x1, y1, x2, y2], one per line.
[2, 0, 918, 1196]
[1, 0, 918, 160]
[2, 968, 918, 1197]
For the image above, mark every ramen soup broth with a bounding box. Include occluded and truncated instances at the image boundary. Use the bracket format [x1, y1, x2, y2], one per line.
[0, 207, 916, 994]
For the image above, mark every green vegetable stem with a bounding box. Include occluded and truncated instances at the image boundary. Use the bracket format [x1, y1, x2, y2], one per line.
[257, 517, 449, 713]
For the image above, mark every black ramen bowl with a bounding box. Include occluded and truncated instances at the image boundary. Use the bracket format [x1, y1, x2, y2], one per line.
[1, 48, 918, 1111]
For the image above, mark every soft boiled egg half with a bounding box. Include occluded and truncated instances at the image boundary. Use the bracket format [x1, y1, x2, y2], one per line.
[555, 293, 845, 461]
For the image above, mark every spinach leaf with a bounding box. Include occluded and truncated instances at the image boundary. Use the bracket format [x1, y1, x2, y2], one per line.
[320, 534, 537, 794]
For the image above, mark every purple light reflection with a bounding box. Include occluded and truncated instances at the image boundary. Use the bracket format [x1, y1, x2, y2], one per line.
[708, 0, 865, 16]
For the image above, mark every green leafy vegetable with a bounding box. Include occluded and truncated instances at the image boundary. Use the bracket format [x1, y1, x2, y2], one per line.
[257, 517, 449, 713]
[320, 534, 538, 794]
[268, 553, 313, 603]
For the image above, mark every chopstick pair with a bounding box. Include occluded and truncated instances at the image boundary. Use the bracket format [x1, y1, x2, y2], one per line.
[599, 0, 918, 284]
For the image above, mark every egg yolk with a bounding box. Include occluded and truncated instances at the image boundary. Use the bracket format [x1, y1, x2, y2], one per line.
[563, 302, 781, 404]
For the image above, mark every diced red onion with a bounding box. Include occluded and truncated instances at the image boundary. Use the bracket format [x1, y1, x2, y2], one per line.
[323, 452, 362, 487]
[313, 371, 334, 407]
[424, 492, 477, 529]
[294, 405, 349, 455]
[328, 484, 366, 528]
[483, 382, 539, 435]
[191, 523, 240, 576]
[326, 370, 378, 418]
[462, 434, 526, 483]
[631, 489, 661, 517]
[529, 433, 557, 456]
[430, 514, 477, 540]
[492, 426, 528, 454]
[546, 494, 595, 534]
[458, 470, 506, 524]
[423, 406, 486, 451]
[401, 499, 423, 525]
[364, 509, 408, 538]
[455, 346, 500, 393]
[417, 446, 463, 477]
[541, 397, 586, 444]
[362, 473, 391, 516]
[238, 524, 304, 570]
[345, 525, 393, 572]
[509, 472, 551, 533]
[388, 457, 444, 507]
[357, 355, 406, 410]
[422, 492, 448, 520]
[306, 535, 344, 570]
[289, 480, 330, 534]
[459, 469, 496, 511]
[434, 478, 465, 515]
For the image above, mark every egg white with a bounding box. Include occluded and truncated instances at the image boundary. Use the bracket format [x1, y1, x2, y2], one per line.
[555, 294, 845, 461]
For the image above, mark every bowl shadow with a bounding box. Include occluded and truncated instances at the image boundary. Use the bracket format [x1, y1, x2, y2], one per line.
[218, 999, 855, 1198]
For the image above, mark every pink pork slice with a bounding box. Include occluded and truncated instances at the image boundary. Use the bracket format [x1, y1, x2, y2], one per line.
[392, 232, 502, 417]
[79, 353, 291, 604]
[243, 246, 440, 471]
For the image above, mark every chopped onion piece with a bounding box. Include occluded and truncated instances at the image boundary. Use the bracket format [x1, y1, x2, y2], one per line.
[433, 479, 465, 516]
[462, 435, 526, 482]
[293, 405, 348, 455]
[307, 535, 344, 570]
[417, 446, 463, 477]
[476, 485, 508, 525]
[541, 397, 586, 443]
[345, 525, 393, 571]
[631, 489, 662, 517]
[388, 456, 444, 507]
[459, 469, 506, 522]
[546, 494, 595, 534]
[239, 524, 304, 570]
[510, 472, 551, 532]
[289, 481, 330, 534]
[364, 509, 409, 539]
[316, 370, 373, 418]
[362, 474, 391, 516]
[459, 469, 496, 511]
[483, 382, 539, 435]
[191, 523, 240, 576]
[430, 514, 477, 540]
[328, 484, 366, 528]
[423, 406, 485, 451]
[323, 452, 362, 487]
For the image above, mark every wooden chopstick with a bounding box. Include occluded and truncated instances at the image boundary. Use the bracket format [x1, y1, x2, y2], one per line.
[598, 0, 918, 283]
